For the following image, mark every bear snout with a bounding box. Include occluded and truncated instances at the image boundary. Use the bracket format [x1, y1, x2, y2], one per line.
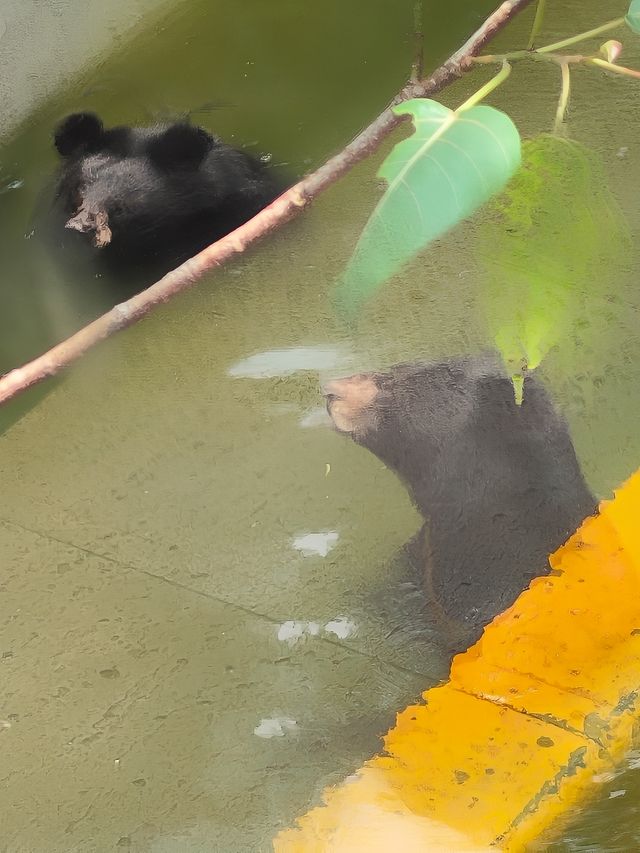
[323, 375, 379, 435]
[65, 205, 112, 248]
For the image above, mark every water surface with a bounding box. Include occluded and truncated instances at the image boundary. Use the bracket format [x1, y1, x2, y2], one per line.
[1, 1, 639, 850]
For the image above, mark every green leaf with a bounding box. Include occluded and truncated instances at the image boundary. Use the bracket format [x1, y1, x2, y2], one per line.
[336, 98, 521, 313]
[477, 135, 631, 381]
[626, 0, 640, 33]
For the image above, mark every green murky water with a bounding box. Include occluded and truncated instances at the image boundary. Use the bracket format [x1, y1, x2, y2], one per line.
[1, 1, 640, 850]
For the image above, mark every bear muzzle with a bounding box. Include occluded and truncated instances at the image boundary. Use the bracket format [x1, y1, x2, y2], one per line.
[65, 204, 113, 248]
[323, 374, 379, 435]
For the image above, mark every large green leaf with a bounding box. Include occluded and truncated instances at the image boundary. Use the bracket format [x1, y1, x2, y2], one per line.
[336, 98, 521, 312]
[626, 0, 640, 33]
[478, 136, 631, 383]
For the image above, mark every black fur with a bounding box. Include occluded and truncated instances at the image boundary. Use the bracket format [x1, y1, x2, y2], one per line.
[327, 354, 597, 646]
[52, 112, 281, 274]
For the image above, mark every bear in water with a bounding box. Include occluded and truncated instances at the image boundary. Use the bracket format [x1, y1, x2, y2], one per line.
[324, 354, 597, 648]
[51, 112, 281, 277]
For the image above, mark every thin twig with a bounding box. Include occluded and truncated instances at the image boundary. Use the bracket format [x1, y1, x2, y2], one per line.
[536, 16, 625, 54]
[478, 15, 626, 62]
[410, 0, 425, 83]
[0, 0, 535, 407]
[527, 0, 546, 50]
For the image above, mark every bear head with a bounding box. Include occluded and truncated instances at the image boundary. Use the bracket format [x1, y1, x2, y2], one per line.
[52, 112, 277, 266]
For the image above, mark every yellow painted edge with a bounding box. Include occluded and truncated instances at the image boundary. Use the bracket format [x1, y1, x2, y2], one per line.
[273, 469, 640, 852]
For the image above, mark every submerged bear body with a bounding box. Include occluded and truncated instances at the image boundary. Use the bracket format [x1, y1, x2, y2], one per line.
[325, 354, 597, 645]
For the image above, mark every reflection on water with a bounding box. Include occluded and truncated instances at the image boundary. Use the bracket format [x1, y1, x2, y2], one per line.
[0, 0, 639, 850]
[253, 716, 298, 740]
[228, 345, 354, 379]
[0, 0, 174, 138]
[292, 531, 340, 558]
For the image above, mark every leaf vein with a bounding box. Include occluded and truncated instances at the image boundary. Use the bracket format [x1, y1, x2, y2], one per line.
[438, 138, 490, 193]
[459, 116, 514, 169]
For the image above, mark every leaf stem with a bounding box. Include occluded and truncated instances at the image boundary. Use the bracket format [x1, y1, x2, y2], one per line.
[527, 0, 546, 49]
[473, 49, 555, 63]
[588, 56, 640, 79]
[536, 17, 625, 54]
[457, 60, 512, 111]
[554, 61, 571, 134]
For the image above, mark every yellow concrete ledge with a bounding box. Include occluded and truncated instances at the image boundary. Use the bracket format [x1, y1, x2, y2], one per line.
[274, 470, 640, 852]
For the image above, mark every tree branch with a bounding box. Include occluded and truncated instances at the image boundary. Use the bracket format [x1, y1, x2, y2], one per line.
[0, 0, 534, 408]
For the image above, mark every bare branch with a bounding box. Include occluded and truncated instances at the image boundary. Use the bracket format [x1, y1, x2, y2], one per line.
[0, 0, 534, 408]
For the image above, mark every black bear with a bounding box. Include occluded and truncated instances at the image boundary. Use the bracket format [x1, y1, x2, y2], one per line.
[324, 354, 597, 648]
[51, 112, 281, 275]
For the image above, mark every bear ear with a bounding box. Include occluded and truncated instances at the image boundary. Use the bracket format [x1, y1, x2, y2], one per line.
[102, 126, 134, 158]
[147, 123, 214, 171]
[54, 113, 104, 157]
